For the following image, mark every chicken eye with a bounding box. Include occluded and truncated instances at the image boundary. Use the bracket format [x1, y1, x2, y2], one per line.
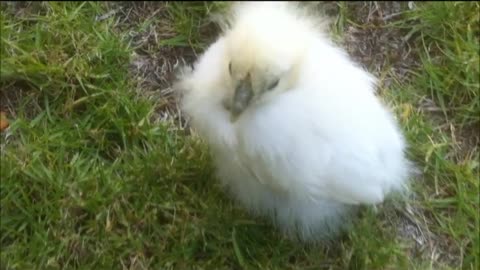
[267, 79, 279, 91]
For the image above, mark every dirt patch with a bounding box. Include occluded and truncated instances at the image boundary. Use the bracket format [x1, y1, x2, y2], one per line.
[107, 2, 219, 128]
[339, 2, 421, 93]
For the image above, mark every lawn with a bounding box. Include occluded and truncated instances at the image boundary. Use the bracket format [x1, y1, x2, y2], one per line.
[1, 2, 478, 269]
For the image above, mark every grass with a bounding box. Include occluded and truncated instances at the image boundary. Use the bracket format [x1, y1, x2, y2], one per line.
[1, 1, 478, 269]
[396, 3, 479, 266]
[163, 1, 226, 50]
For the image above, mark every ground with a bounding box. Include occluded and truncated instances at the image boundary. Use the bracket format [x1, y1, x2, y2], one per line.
[0, 2, 478, 269]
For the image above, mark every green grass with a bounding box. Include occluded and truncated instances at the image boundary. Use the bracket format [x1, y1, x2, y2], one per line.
[163, 1, 227, 50]
[407, 2, 479, 127]
[401, 2, 479, 263]
[1, 2, 478, 269]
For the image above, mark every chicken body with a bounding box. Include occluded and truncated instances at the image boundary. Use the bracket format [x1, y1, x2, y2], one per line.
[175, 2, 411, 242]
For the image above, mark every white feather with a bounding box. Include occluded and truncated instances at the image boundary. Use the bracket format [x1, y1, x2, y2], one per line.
[175, 2, 412, 242]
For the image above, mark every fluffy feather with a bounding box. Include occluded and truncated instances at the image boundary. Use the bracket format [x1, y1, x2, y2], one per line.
[175, 2, 412, 242]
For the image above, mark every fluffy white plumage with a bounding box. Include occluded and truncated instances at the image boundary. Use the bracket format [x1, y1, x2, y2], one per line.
[175, 2, 411, 242]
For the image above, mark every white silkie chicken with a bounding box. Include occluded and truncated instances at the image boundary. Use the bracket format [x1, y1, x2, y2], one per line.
[174, 2, 411, 242]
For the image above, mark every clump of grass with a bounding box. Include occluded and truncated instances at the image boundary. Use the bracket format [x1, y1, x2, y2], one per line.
[163, 1, 227, 50]
[0, 2, 153, 159]
[405, 2, 480, 127]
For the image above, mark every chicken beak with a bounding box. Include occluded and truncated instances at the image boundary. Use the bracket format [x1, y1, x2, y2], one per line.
[231, 75, 253, 121]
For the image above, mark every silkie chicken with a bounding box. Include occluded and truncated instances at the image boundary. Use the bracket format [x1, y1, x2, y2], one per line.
[174, 2, 412, 242]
